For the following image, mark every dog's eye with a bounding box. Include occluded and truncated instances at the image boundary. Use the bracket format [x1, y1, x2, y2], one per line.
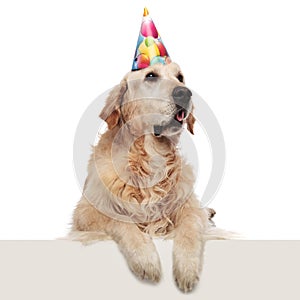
[145, 72, 158, 79]
[177, 74, 184, 83]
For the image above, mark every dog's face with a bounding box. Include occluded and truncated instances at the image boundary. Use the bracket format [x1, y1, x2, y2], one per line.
[100, 62, 195, 137]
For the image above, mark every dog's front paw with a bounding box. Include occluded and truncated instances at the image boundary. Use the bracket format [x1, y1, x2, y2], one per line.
[173, 255, 200, 292]
[125, 243, 161, 283]
[129, 256, 161, 283]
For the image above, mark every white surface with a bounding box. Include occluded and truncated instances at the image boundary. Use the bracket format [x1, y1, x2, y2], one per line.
[0, 1, 300, 239]
[0, 240, 299, 300]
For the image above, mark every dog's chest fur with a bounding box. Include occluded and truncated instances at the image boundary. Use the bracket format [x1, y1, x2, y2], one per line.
[84, 130, 195, 235]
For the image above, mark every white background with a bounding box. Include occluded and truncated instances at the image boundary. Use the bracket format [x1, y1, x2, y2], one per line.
[0, 0, 299, 239]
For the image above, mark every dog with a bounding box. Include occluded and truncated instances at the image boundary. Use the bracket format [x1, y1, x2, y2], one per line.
[70, 62, 218, 292]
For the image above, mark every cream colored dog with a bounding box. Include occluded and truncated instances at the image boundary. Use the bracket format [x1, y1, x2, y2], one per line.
[71, 62, 218, 292]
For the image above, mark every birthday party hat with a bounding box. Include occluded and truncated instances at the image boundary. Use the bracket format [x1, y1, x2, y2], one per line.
[132, 7, 171, 71]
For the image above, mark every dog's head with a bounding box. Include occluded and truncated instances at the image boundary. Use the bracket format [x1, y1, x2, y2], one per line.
[99, 62, 195, 137]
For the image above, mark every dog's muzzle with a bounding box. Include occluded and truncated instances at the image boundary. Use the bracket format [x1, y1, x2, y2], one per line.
[153, 86, 192, 137]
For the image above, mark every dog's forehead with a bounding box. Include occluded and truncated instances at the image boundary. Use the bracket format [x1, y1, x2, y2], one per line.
[163, 62, 182, 75]
[125, 62, 182, 81]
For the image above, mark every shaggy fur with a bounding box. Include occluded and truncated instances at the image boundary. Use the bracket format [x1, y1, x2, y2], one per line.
[70, 62, 223, 292]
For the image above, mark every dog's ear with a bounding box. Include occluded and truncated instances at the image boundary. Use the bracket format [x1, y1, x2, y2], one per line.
[187, 110, 195, 135]
[99, 80, 127, 130]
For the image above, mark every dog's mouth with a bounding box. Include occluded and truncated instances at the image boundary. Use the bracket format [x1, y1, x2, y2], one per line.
[175, 108, 187, 123]
[153, 107, 188, 137]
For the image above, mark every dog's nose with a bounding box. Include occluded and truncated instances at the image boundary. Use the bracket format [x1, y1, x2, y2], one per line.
[172, 86, 192, 109]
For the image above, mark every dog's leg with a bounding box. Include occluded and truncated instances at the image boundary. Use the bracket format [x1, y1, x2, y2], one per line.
[173, 207, 207, 293]
[105, 220, 161, 283]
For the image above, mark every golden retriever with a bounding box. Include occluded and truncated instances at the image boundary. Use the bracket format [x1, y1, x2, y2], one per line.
[70, 62, 217, 292]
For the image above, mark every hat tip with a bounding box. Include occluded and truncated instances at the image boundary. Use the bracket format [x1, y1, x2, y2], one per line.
[143, 7, 149, 17]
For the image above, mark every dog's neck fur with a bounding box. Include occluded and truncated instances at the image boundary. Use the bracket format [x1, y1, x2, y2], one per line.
[98, 124, 181, 203]
[88, 123, 192, 227]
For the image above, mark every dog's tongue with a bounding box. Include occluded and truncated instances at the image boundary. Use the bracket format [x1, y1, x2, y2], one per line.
[176, 110, 185, 122]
